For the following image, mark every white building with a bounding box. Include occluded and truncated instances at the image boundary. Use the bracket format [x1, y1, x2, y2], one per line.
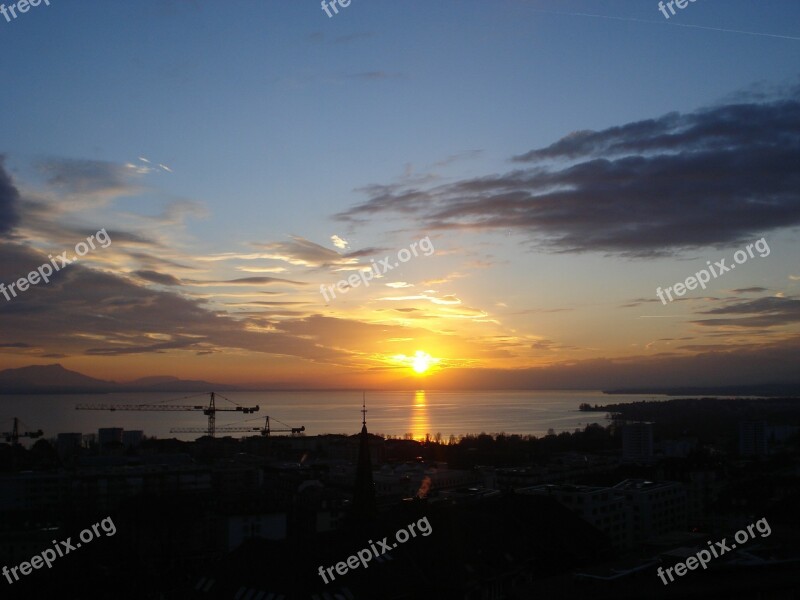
[518, 479, 688, 548]
[517, 483, 628, 548]
[613, 479, 687, 545]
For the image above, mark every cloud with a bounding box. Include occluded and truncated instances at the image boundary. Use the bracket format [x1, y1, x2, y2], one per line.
[235, 266, 288, 274]
[225, 301, 307, 307]
[37, 158, 139, 201]
[340, 246, 388, 259]
[245, 236, 389, 273]
[250, 236, 355, 268]
[421, 272, 467, 286]
[129, 252, 197, 272]
[0, 156, 20, 235]
[380, 293, 461, 305]
[182, 276, 307, 287]
[338, 87, 800, 256]
[693, 296, 800, 328]
[531, 339, 555, 351]
[0, 242, 336, 361]
[506, 307, 574, 315]
[133, 270, 182, 286]
[431, 150, 483, 169]
[150, 200, 207, 224]
[127, 157, 174, 175]
[331, 234, 349, 249]
[422, 337, 800, 390]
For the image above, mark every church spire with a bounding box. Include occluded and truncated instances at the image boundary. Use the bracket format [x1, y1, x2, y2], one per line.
[352, 393, 376, 519]
[361, 391, 367, 428]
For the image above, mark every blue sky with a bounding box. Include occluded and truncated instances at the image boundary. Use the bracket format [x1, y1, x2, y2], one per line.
[1, 0, 799, 388]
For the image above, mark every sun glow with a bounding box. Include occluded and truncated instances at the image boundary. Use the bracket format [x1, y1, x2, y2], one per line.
[389, 350, 440, 376]
[412, 350, 433, 374]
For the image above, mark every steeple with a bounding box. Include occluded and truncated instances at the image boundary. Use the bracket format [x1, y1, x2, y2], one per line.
[361, 392, 367, 428]
[352, 392, 376, 519]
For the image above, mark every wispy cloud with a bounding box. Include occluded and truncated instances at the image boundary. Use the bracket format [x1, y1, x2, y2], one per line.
[693, 296, 800, 328]
[37, 157, 141, 204]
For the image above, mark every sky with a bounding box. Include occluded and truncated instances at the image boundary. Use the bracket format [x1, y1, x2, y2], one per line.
[0, 0, 799, 390]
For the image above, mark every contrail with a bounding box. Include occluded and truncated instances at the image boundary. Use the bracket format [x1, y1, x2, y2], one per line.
[528, 8, 800, 42]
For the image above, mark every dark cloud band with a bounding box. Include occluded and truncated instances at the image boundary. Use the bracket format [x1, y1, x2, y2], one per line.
[338, 88, 800, 256]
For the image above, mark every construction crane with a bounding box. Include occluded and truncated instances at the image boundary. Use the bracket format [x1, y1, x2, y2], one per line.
[170, 416, 304, 438]
[76, 392, 259, 439]
[2, 417, 43, 445]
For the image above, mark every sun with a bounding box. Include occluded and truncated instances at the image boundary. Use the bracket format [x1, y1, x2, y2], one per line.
[412, 350, 433, 374]
[390, 350, 440, 375]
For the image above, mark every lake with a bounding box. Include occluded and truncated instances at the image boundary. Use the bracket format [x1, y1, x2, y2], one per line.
[0, 389, 662, 444]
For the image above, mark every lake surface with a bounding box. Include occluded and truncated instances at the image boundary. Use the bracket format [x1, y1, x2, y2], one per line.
[0, 390, 664, 444]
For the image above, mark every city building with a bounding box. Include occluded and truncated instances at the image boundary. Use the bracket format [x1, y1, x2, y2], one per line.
[622, 422, 654, 463]
[739, 420, 768, 456]
[613, 479, 687, 545]
[56, 432, 83, 460]
[122, 430, 144, 448]
[517, 483, 628, 548]
[98, 427, 124, 453]
[222, 513, 287, 551]
[517, 479, 688, 549]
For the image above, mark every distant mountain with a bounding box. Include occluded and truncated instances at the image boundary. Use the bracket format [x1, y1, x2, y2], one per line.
[0, 364, 113, 393]
[0, 364, 240, 394]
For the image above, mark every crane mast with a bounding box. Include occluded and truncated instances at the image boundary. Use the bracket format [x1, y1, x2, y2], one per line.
[170, 415, 305, 437]
[76, 392, 259, 439]
[2, 417, 43, 445]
